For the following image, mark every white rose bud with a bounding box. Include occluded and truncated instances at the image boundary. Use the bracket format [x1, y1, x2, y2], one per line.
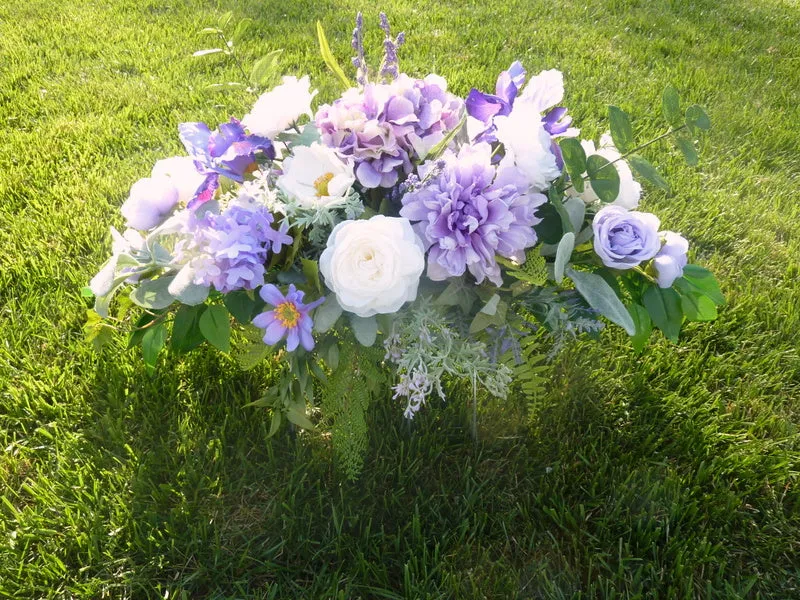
[319, 216, 425, 317]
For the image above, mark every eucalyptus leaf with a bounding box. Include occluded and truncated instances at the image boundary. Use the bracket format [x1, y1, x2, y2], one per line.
[350, 314, 378, 346]
[554, 232, 575, 284]
[192, 48, 226, 57]
[608, 106, 634, 153]
[685, 104, 711, 133]
[586, 154, 621, 203]
[628, 154, 670, 192]
[675, 136, 699, 166]
[249, 49, 283, 87]
[559, 137, 587, 193]
[662, 85, 682, 128]
[567, 267, 635, 335]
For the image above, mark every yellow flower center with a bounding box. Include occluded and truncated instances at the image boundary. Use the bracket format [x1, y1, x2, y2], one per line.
[313, 172, 335, 197]
[275, 301, 300, 328]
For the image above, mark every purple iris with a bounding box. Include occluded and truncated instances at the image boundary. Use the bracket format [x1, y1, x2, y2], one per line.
[178, 118, 275, 209]
[399, 142, 544, 286]
[465, 61, 526, 143]
[253, 284, 325, 352]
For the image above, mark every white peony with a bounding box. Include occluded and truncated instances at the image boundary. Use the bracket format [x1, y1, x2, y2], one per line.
[277, 143, 355, 209]
[569, 134, 642, 209]
[151, 156, 206, 205]
[241, 75, 317, 138]
[319, 216, 425, 318]
[493, 102, 561, 192]
[120, 176, 179, 230]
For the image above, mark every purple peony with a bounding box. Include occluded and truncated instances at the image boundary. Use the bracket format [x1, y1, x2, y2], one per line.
[253, 284, 324, 351]
[171, 199, 291, 294]
[592, 205, 661, 269]
[653, 231, 689, 288]
[178, 118, 275, 209]
[399, 142, 545, 286]
[315, 74, 463, 189]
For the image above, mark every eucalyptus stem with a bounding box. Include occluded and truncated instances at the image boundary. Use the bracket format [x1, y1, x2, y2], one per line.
[585, 125, 687, 179]
[217, 31, 254, 95]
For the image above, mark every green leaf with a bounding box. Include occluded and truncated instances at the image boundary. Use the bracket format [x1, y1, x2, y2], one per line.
[286, 404, 314, 430]
[80, 286, 94, 298]
[199, 27, 223, 35]
[128, 311, 162, 349]
[224, 290, 257, 324]
[435, 278, 476, 314]
[316, 21, 351, 89]
[677, 265, 725, 305]
[586, 154, 621, 203]
[267, 410, 282, 438]
[563, 197, 586, 233]
[218, 11, 233, 29]
[192, 48, 226, 57]
[171, 304, 206, 353]
[313, 296, 343, 333]
[685, 104, 711, 134]
[680, 291, 718, 321]
[559, 138, 587, 193]
[627, 303, 652, 353]
[469, 295, 507, 334]
[608, 105, 634, 153]
[325, 341, 340, 371]
[199, 304, 231, 353]
[422, 114, 466, 162]
[130, 277, 175, 310]
[237, 340, 274, 371]
[662, 85, 682, 128]
[301, 258, 322, 294]
[674, 136, 699, 166]
[628, 154, 670, 192]
[554, 232, 575, 284]
[249, 49, 283, 87]
[567, 267, 635, 335]
[231, 18, 252, 43]
[142, 322, 167, 373]
[350, 314, 378, 347]
[643, 285, 683, 342]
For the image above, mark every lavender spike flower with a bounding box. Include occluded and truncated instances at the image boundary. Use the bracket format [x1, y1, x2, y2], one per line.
[378, 12, 405, 82]
[351, 12, 367, 86]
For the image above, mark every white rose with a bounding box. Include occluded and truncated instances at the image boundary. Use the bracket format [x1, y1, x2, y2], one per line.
[120, 176, 179, 230]
[493, 102, 561, 192]
[319, 216, 425, 317]
[242, 75, 317, 138]
[277, 143, 355, 209]
[569, 134, 642, 209]
[151, 156, 206, 205]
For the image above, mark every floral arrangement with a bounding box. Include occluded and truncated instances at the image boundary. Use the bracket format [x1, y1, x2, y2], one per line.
[86, 13, 723, 477]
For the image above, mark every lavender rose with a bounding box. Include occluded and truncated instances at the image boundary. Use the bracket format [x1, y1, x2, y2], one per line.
[653, 231, 689, 288]
[592, 205, 661, 269]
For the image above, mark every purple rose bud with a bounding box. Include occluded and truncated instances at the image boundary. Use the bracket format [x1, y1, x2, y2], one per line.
[653, 231, 689, 288]
[120, 176, 179, 230]
[592, 205, 661, 269]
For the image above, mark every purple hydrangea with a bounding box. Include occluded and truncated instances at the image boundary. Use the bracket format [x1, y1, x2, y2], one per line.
[592, 205, 661, 269]
[253, 284, 324, 351]
[178, 118, 275, 209]
[315, 74, 463, 189]
[172, 199, 292, 293]
[399, 142, 546, 286]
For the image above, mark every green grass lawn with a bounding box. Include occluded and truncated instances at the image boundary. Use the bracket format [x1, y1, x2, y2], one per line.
[2, 0, 800, 597]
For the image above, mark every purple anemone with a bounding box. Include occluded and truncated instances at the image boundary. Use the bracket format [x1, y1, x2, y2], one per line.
[253, 284, 325, 352]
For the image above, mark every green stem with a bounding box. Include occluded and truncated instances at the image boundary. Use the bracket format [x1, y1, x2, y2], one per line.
[586, 125, 687, 178]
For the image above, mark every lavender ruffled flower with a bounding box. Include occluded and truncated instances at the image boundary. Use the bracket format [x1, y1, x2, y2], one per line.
[592, 205, 661, 269]
[653, 231, 689, 288]
[171, 199, 291, 294]
[316, 75, 463, 189]
[399, 142, 545, 286]
[253, 284, 324, 352]
[178, 118, 275, 209]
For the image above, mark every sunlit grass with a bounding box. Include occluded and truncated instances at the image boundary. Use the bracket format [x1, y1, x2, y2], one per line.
[1, 0, 799, 597]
